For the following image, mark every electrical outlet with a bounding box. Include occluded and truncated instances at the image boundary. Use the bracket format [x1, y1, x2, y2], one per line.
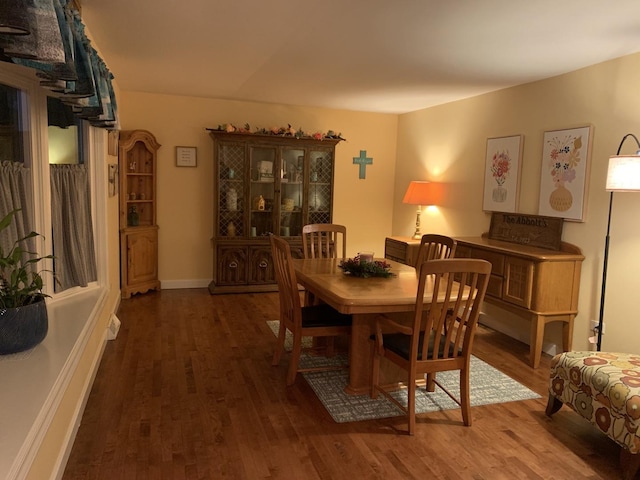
[590, 320, 605, 334]
[107, 314, 121, 340]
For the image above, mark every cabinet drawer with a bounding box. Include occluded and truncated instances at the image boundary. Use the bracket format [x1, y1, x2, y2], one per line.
[385, 239, 407, 261]
[385, 237, 420, 266]
[487, 274, 503, 298]
[455, 245, 472, 258]
[469, 248, 505, 276]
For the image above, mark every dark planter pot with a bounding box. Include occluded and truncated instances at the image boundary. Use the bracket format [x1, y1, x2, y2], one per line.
[0, 297, 48, 355]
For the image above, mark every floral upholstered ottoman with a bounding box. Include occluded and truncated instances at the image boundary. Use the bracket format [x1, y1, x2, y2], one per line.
[546, 351, 640, 480]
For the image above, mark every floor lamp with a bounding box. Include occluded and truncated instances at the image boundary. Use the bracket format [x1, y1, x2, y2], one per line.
[402, 181, 439, 239]
[597, 133, 640, 351]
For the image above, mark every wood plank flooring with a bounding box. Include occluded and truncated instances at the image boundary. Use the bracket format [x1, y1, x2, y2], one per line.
[62, 289, 625, 479]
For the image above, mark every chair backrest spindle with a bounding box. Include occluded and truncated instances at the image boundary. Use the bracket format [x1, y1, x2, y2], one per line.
[415, 234, 457, 268]
[302, 223, 347, 259]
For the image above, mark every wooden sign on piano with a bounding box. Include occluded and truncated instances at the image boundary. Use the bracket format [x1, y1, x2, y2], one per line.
[488, 212, 564, 250]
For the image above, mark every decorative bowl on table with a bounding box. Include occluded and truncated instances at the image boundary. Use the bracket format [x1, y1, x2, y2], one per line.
[338, 257, 394, 278]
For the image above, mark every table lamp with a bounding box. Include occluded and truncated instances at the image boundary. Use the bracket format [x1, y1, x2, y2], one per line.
[402, 181, 438, 239]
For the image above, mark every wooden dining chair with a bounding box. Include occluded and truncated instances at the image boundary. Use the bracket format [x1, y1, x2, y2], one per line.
[414, 233, 457, 267]
[302, 223, 347, 260]
[301, 223, 347, 327]
[370, 258, 491, 434]
[269, 234, 352, 385]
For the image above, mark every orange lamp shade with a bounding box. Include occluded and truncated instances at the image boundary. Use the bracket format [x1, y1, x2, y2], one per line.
[402, 181, 440, 206]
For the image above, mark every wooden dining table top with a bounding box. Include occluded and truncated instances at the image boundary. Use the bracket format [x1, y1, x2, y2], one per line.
[291, 257, 458, 315]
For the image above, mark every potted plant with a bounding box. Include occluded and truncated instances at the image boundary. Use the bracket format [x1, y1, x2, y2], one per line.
[0, 209, 52, 354]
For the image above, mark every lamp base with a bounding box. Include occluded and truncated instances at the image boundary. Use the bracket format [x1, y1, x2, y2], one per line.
[412, 207, 422, 240]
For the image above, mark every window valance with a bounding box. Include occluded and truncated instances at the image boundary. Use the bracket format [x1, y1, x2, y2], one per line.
[0, 0, 118, 129]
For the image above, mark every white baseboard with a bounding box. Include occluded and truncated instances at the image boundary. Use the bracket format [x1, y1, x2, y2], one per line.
[479, 311, 559, 357]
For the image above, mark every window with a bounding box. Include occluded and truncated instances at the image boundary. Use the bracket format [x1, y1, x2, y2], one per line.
[0, 62, 106, 299]
[47, 97, 97, 292]
[0, 83, 26, 164]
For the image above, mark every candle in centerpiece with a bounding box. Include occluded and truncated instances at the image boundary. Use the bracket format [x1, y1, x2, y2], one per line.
[358, 251, 374, 263]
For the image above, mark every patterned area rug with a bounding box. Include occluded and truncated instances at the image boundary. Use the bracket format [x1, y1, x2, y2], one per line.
[266, 320, 541, 423]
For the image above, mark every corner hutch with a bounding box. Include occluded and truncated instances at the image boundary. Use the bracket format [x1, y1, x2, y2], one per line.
[118, 130, 161, 299]
[208, 130, 341, 294]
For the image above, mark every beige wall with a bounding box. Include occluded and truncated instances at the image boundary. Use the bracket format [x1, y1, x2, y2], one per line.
[395, 52, 640, 354]
[118, 92, 399, 281]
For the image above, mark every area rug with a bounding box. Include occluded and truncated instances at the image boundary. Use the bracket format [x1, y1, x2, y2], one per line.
[266, 320, 541, 423]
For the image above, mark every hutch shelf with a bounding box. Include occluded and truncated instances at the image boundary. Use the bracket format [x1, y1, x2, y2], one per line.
[208, 130, 341, 294]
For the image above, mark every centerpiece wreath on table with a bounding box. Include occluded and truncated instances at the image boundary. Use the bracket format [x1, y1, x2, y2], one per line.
[338, 257, 394, 278]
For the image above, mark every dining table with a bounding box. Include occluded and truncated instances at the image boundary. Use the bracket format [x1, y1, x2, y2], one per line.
[291, 257, 465, 395]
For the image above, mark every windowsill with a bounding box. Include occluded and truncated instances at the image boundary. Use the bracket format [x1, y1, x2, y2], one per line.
[0, 286, 106, 479]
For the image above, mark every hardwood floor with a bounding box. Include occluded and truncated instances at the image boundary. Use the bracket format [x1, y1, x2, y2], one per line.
[62, 289, 625, 479]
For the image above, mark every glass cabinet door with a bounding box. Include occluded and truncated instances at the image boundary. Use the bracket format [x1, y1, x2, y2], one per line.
[218, 143, 245, 237]
[249, 146, 276, 237]
[308, 149, 333, 225]
[280, 148, 304, 237]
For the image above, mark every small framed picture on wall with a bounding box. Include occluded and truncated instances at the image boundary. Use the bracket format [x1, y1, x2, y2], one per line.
[482, 134, 523, 213]
[176, 146, 197, 167]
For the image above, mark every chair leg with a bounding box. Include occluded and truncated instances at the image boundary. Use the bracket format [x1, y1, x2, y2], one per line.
[272, 323, 287, 366]
[304, 290, 315, 306]
[460, 366, 471, 426]
[325, 336, 336, 356]
[371, 345, 380, 399]
[287, 333, 303, 386]
[407, 371, 416, 435]
[426, 373, 436, 392]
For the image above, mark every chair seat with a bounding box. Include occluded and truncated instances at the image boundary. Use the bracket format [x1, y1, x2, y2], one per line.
[302, 304, 352, 328]
[372, 331, 459, 359]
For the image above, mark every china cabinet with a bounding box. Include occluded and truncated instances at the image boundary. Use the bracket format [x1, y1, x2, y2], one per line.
[118, 130, 161, 299]
[208, 130, 341, 293]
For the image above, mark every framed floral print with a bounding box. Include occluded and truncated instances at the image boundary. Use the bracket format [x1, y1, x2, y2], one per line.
[538, 125, 592, 222]
[482, 134, 523, 213]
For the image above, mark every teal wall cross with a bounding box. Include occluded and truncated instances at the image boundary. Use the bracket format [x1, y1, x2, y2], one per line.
[353, 150, 373, 179]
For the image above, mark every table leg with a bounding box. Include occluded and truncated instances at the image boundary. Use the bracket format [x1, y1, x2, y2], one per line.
[345, 313, 375, 395]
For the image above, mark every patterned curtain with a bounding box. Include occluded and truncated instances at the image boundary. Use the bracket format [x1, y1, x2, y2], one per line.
[49, 163, 97, 292]
[0, 161, 34, 258]
[0, 0, 118, 129]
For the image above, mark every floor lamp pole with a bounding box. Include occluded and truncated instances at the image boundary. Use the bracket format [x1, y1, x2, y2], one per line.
[596, 191, 613, 351]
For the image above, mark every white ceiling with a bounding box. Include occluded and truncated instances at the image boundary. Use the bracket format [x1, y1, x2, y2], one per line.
[81, 0, 640, 114]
